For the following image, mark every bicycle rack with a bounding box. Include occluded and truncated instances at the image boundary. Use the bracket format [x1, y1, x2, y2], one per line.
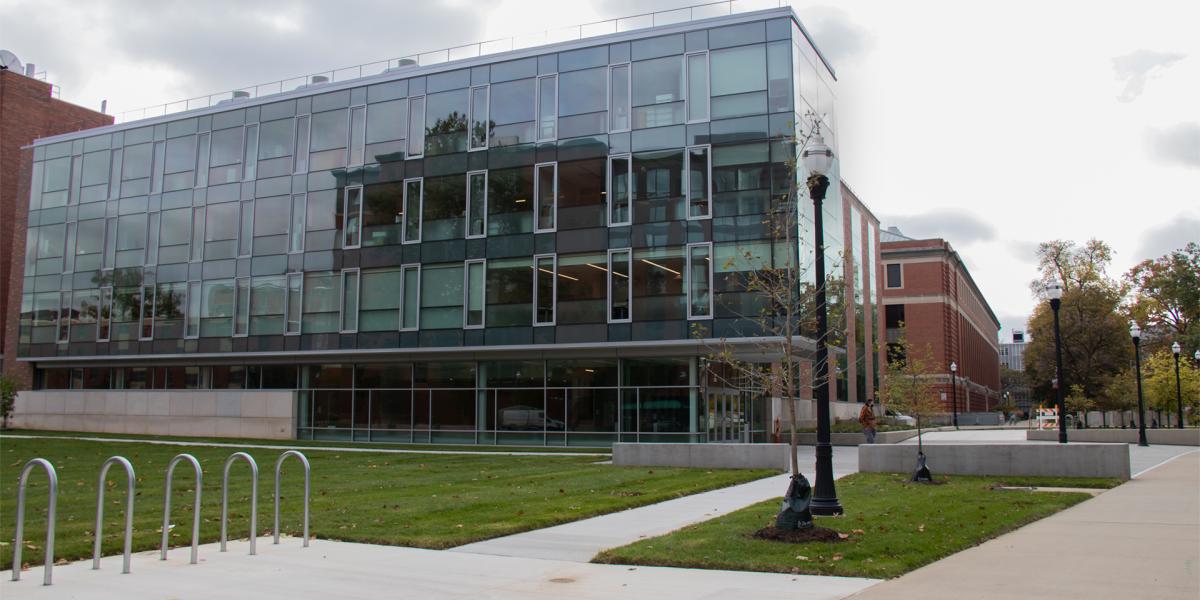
[93, 456, 136, 574]
[273, 451, 311, 547]
[220, 452, 259, 555]
[11, 458, 58, 586]
[161, 453, 203, 564]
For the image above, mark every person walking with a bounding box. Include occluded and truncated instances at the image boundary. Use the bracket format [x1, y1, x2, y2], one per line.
[859, 398, 878, 444]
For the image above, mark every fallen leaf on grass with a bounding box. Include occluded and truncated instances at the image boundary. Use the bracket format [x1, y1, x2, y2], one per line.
[837, 533, 849, 540]
[917, 524, 925, 532]
[851, 529, 865, 535]
[795, 555, 809, 561]
[832, 554, 844, 561]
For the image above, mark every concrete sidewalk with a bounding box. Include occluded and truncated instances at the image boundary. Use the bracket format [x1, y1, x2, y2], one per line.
[0, 538, 879, 600]
[452, 445, 859, 562]
[847, 450, 1200, 600]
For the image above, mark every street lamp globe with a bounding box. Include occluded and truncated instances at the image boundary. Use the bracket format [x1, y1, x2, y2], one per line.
[950, 362, 957, 373]
[802, 131, 834, 176]
[1045, 280, 1063, 300]
[1130, 322, 1141, 340]
[1195, 350, 1200, 362]
[1172, 341, 1181, 355]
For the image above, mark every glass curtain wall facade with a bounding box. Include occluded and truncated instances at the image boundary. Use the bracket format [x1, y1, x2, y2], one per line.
[17, 9, 854, 444]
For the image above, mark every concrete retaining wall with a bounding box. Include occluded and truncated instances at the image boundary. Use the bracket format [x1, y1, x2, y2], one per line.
[1027, 429, 1200, 446]
[613, 443, 789, 470]
[859, 443, 1131, 480]
[10, 390, 295, 440]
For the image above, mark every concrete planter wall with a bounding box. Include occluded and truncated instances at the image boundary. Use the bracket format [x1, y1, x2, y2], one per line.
[613, 443, 790, 470]
[1027, 428, 1200, 446]
[788, 430, 920, 446]
[10, 390, 296, 440]
[859, 443, 1131, 480]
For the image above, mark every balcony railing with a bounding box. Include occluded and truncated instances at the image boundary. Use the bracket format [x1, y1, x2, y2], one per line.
[114, 0, 786, 123]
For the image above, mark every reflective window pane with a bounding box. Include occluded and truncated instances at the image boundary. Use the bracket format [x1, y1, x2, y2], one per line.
[424, 89, 468, 156]
[609, 65, 630, 131]
[466, 260, 485, 327]
[535, 163, 556, 231]
[686, 53, 709, 122]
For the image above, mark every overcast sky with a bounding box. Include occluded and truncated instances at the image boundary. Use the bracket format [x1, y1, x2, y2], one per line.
[2, 0, 1197, 340]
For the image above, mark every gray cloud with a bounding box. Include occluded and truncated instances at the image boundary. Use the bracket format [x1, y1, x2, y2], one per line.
[880, 209, 997, 245]
[1113, 49, 1185, 102]
[1, 0, 489, 107]
[795, 6, 874, 67]
[1006, 240, 1041, 263]
[1146, 122, 1200, 168]
[1136, 215, 1200, 263]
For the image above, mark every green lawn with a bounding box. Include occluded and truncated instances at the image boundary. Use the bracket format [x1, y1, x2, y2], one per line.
[0, 437, 773, 570]
[1, 429, 610, 453]
[594, 472, 1119, 578]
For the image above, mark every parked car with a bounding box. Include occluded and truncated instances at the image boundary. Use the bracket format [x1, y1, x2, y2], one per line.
[886, 409, 916, 426]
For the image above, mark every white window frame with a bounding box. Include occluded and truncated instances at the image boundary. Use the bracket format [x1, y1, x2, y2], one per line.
[533, 253, 557, 327]
[885, 263, 903, 289]
[533, 161, 557, 233]
[284, 272, 303, 335]
[607, 248, 632, 324]
[242, 123, 259, 181]
[234, 276, 251, 337]
[194, 133, 211, 188]
[402, 177, 423, 244]
[685, 144, 712, 220]
[608, 63, 632, 134]
[536, 74, 558, 142]
[466, 170, 488, 239]
[685, 51, 710, 124]
[400, 263, 421, 332]
[468, 85, 490, 152]
[348, 104, 367, 167]
[238, 200, 255, 257]
[686, 242, 714, 320]
[184, 281, 200, 339]
[463, 259, 486, 330]
[607, 153, 632, 227]
[407, 95, 426, 159]
[339, 268, 360, 334]
[293, 114, 311, 174]
[97, 285, 113, 342]
[342, 184, 363, 249]
[289, 193, 306, 254]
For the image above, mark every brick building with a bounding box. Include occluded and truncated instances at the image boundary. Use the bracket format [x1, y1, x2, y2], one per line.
[1, 65, 114, 384]
[880, 227, 1001, 414]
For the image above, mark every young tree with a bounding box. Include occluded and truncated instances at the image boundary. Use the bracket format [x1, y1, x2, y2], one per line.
[705, 120, 830, 528]
[0, 376, 18, 430]
[1064, 384, 1096, 428]
[1142, 349, 1200, 426]
[877, 329, 943, 480]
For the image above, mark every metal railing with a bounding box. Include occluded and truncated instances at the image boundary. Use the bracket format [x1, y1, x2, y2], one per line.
[273, 451, 311, 547]
[161, 453, 203, 564]
[220, 452, 260, 555]
[93, 456, 136, 574]
[114, 0, 786, 123]
[11, 458, 59, 585]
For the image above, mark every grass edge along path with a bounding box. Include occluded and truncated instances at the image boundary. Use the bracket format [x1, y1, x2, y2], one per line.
[594, 472, 1120, 579]
[0, 436, 773, 570]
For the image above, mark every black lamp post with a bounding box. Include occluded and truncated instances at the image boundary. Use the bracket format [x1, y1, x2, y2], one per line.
[950, 361, 958, 429]
[1046, 280, 1067, 443]
[1130, 322, 1149, 447]
[1172, 342, 1183, 428]
[802, 124, 842, 516]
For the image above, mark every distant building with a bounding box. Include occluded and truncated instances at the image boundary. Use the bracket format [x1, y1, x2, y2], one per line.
[1000, 330, 1032, 414]
[880, 227, 1002, 413]
[1, 59, 114, 378]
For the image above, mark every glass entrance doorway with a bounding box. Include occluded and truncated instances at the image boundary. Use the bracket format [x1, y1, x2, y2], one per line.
[707, 389, 749, 442]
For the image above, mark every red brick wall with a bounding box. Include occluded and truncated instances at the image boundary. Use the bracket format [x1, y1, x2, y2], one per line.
[0, 69, 113, 387]
[880, 238, 1001, 412]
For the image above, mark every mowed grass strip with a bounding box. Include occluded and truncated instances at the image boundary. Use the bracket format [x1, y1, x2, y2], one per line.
[594, 472, 1120, 579]
[0, 437, 773, 569]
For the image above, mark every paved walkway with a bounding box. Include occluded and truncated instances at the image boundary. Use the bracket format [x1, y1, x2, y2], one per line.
[847, 450, 1200, 600]
[0, 538, 878, 600]
[452, 445, 860, 561]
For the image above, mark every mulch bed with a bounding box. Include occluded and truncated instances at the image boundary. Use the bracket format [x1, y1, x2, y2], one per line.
[752, 525, 844, 543]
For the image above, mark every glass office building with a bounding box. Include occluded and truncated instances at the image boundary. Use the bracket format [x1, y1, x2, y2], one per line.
[15, 6, 879, 445]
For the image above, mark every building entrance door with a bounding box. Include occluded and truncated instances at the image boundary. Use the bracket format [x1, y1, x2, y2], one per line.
[707, 389, 748, 443]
